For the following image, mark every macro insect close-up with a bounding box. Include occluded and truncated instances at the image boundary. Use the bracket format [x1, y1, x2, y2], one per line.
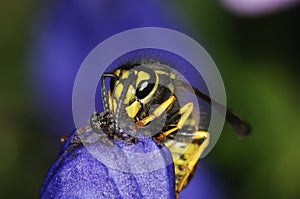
[69, 49, 251, 198]
[4, 1, 300, 199]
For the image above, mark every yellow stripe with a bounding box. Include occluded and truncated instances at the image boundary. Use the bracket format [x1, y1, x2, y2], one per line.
[121, 70, 130, 79]
[136, 71, 150, 87]
[125, 101, 141, 118]
[123, 85, 135, 104]
[140, 72, 158, 104]
[114, 69, 121, 76]
[114, 83, 123, 99]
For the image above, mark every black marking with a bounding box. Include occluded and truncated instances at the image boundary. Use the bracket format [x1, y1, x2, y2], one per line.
[193, 138, 205, 145]
[180, 154, 188, 161]
[135, 68, 157, 99]
[136, 82, 155, 99]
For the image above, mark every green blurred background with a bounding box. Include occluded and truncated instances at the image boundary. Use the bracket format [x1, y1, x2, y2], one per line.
[1, 1, 300, 198]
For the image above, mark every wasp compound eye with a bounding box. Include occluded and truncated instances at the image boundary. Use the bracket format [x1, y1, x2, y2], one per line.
[136, 81, 155, 99]
[135, 67, 157, 100]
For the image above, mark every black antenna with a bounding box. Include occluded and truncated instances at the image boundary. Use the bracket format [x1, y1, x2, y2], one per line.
[114, 70, 136, 133]
[101, 73, 119, 113]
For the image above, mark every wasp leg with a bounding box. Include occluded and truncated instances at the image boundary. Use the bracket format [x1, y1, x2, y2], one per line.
[135, 95, 177, 127]
[77, 125, 92, 134]
[155, 102, 194, 143]
[175, 131, 210, 197]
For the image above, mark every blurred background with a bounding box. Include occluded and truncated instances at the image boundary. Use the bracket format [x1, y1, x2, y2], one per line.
[1, 0, 300, 198]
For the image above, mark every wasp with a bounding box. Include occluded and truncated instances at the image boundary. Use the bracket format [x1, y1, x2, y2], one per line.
[88, 61, 250, 198]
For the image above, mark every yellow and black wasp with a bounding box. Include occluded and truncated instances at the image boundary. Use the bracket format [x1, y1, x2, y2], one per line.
[89, 61, 250, 198]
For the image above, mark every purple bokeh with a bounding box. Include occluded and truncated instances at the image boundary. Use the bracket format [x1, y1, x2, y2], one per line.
[31, 0, 182, 137]
[221, 0, 300, 15]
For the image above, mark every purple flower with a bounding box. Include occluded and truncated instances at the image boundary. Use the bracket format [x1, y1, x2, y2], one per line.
[41, 131, 175, 198]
